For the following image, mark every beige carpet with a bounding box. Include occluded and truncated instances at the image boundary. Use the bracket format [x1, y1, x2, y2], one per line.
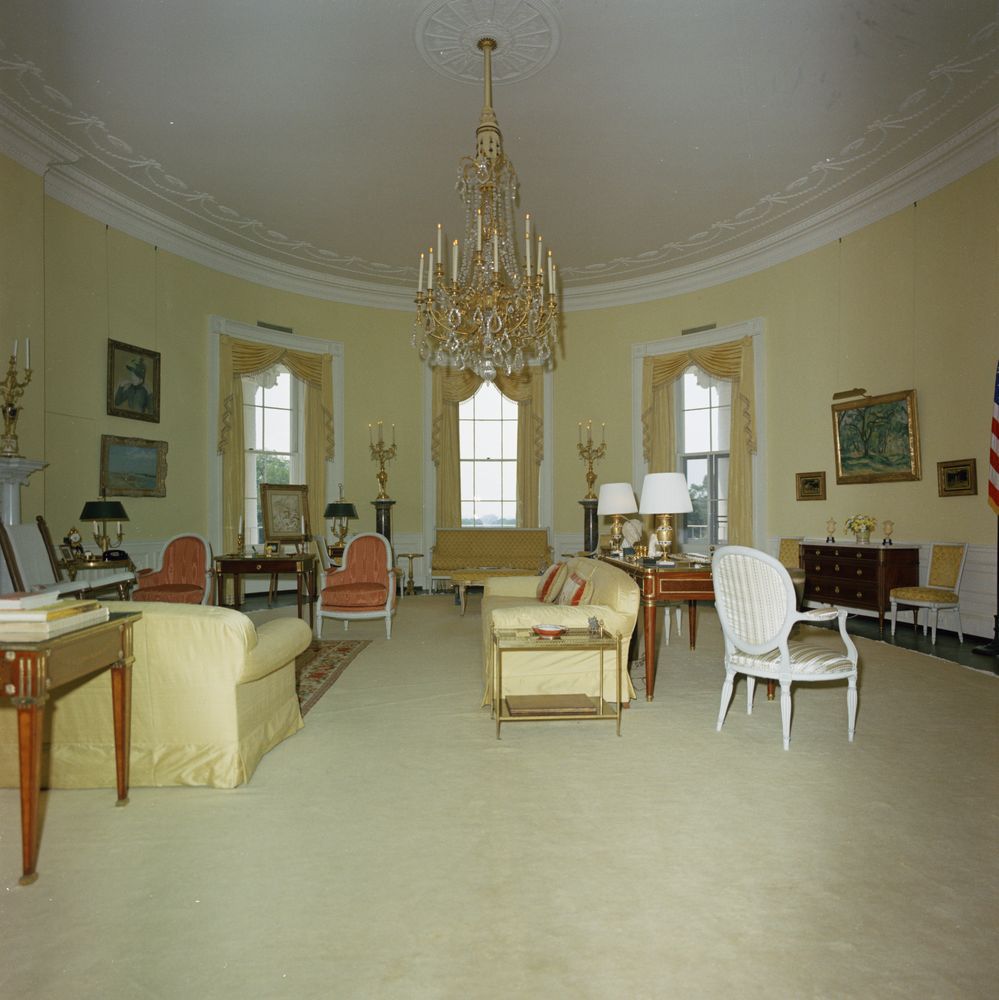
[1, 594, 996, 999]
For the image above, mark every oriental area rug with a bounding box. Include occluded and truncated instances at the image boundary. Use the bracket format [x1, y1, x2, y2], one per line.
[295, 638, 371, 716]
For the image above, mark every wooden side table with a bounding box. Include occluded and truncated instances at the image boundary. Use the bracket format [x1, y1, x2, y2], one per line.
[65, 557, 136, 599]
[214, 552, 317, 627]
[1, 611, 141, 885]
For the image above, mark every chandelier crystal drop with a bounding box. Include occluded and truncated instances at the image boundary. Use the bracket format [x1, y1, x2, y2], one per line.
[412, 37, 559, 382]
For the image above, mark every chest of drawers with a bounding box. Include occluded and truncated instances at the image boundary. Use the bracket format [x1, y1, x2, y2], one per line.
[799, 542, 919, 631]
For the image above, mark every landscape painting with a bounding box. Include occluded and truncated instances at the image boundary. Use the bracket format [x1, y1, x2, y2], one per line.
[832, 389, 921, 484]
[100, 434, 168, 497]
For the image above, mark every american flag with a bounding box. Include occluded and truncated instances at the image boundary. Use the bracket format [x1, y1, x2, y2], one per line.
[991, 359, 999, 516]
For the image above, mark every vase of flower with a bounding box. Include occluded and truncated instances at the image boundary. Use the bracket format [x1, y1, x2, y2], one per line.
[845, 514, 876, 544]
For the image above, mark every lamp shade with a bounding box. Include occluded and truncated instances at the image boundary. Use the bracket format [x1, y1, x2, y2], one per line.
[638, 473, 693, 514]
[80, 500, 128, 521]
[597, 482, 637, 517]
[324, 501, 358, 520]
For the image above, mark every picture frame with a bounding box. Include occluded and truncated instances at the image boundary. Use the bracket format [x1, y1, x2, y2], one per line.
[831, 389, 921, 484]
[107, 339, 161, 423]
[264, 542, 280, 555]
[260, 483, 310, 542]
[936, 458, 977, 497]
[795, 471, 826, 501]
[100, 434, 168, 497]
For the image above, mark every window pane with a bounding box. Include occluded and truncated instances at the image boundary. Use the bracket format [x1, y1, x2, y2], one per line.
[502, 461, 517, 497]
[256, 453, 290, 485]
[262, 408, 292, 452]
[460, 461, 474, 498]
[500, 502, 517, 526]
[460, 501, 476, 525]
[459, 419, 474, 453]
[475, 421, 503, 459]
[500, 391, 518, 419]
[717, 456, 730, 499]
[476, 501, 503, 525]
[684, 409, 711, 452]
[713, 380, 732, 406]
[683, 370, 711, 408]
[458, 396, 475, 419]
[266, 372, 292, 408]
[475, 462, 502, 499]
[502, 421, 518, 456]
[712, 406, 731, 451]
[475, 382, 503, 419]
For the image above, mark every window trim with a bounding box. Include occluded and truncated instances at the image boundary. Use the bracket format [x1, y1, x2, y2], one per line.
[630, 318, 766, 550]
[208, 316, 344, 555]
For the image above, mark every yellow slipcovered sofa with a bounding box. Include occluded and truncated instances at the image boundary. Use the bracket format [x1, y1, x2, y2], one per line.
[0, 601, 312, 789]
[480, 557, 640, 707]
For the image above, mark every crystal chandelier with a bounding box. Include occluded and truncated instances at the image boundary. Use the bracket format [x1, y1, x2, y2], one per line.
[412, 38, 559, 382]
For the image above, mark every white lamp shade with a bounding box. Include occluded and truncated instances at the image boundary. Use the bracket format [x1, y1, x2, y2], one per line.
[597, 482, 638, 516]
[639, 472, 693, 514]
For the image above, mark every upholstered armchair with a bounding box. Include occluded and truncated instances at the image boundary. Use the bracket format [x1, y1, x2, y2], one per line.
[316, 532, 397, 639]
[133, 534, 213, 604]
[712, 545, 860, 750]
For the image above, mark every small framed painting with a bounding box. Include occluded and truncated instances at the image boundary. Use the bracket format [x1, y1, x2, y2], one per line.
[260, 483, 310, 542]
[100, 434, 168, 497]
[936, 458, 977, 497]
[107, 340, 161, 423]
[795, 471, 826, 501]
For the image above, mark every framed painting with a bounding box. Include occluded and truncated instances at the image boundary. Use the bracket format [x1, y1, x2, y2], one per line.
[260, 483, 310, 541]
[832, 389, 921, 484]
[795, 471, 826, 501]
[937, 458, 977, 497]
[107, 339, 161, 423]
[100, 434, 168, 497]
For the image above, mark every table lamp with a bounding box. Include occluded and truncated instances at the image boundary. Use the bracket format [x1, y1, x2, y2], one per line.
[638, 473, 692, 558]
[79, 499, 129, 554]
[597, 482, 638, 552]
[324, 485, 358, 549]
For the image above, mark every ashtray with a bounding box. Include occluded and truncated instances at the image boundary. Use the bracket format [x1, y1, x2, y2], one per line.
[532, 624, 567, 638]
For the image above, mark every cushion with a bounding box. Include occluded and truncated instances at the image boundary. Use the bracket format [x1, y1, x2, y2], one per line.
[557, 569, 594, 607]
[322, 582, 388, 608]
[536, 562, 569, 603]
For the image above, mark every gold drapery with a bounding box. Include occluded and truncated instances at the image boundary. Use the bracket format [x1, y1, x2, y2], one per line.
[640, 336, 756, 545]
[217, 335, 334, 551]
[431, 367, 544, 528]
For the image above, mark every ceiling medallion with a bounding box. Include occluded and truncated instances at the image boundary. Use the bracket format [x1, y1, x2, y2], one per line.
[415, 0, 561, 85]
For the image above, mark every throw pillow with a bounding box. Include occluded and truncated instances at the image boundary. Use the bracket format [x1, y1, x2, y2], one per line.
[536, 562, 569, 603]
[557, 569, 594, 607]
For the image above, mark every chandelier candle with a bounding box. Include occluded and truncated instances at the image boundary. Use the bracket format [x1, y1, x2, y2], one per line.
[412, 37, 560, 382]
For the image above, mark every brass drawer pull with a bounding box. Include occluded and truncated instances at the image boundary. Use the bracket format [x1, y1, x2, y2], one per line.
[834, 563, 840, 572]
[834, 586, 840, 594]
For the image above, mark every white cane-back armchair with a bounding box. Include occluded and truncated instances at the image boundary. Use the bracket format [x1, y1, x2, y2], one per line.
[712, 545, 860, 751]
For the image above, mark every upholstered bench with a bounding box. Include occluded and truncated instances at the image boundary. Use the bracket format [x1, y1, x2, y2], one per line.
[430, 528, 553, 614]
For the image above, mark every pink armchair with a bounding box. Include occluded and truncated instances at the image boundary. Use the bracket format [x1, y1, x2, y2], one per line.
[316, 532, 396, 639]
[134, 534, 213, 605]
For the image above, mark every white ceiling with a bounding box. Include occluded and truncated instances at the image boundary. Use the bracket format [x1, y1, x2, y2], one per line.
[1, 0, 997, 310]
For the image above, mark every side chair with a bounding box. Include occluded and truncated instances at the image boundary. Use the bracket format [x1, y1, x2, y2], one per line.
[890, 542, 968, 643]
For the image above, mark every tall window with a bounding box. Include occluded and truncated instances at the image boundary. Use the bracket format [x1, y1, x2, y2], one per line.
[678, 367, 730, 546]
[243, 367, 303, 543]
[459, 382, 518, 526]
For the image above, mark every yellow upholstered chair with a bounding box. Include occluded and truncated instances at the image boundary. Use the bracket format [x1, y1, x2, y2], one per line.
[133, 533, 213, 604]
[316, 532, 397, 639]
[777, 536, 806, 609]
[890, 543, 968, 643]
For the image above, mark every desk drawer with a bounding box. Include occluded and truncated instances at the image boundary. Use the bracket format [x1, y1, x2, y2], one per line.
[806, 577, 877, 608]
[805, 555, 879, 583]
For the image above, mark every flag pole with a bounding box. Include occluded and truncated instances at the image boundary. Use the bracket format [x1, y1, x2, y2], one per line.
[973, 358, 999, 656]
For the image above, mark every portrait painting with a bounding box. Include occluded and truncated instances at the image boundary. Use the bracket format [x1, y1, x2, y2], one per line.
[107, 339, 161, 423]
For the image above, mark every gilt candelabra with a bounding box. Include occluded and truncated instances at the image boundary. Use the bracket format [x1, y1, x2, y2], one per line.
[577, 420, 606, 499]
[1, 340, 32, 458]
[369, 420, 397, 500]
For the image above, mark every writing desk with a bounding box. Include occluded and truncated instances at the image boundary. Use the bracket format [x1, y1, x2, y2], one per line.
[214, 552, 317, 627]
[599, 556, 714, 701]
[2, 611, 141, 885]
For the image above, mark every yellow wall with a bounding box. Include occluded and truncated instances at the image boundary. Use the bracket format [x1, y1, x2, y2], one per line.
[1, 152, 996, 546]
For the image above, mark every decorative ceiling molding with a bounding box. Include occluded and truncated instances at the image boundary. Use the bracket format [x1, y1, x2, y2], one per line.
[414, 0, 562, 85]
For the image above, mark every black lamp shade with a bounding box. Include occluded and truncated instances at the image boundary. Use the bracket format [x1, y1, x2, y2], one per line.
[80, 500, 129, 521]
[324, 502, 358, 520]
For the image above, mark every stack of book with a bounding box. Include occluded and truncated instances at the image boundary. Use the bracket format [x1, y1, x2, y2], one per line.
[0, 592, 110, 642]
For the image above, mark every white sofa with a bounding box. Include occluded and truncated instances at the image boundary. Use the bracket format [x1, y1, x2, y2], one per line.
[0, 601, 313, 789]
[480, 557, 641, 706]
